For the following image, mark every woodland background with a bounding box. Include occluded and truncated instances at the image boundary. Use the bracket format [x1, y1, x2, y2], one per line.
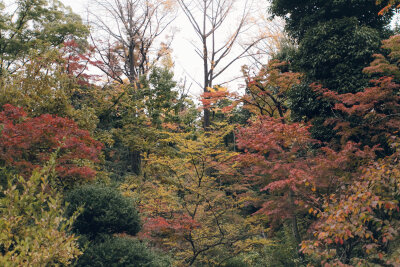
[1, 0, 400, 266]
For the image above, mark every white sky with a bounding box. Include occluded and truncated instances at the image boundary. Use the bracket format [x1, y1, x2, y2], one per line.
[60, 0, 274, 98]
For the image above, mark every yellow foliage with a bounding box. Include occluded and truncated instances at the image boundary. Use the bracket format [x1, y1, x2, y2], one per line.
[120, 123, 267, 265]
[0, 166, 82, 266]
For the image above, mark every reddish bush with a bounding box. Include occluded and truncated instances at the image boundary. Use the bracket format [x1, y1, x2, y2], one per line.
[0, 104, 103, 186]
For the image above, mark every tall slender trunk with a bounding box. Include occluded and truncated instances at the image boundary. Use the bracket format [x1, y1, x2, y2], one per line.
[289, 189, 303, 260]
[128, 39, 142, 175]
[128, 40, 136, 83]
[202, 0, 211, 131]
[202, 54, 211, 130]
[203, 107, 211, 130]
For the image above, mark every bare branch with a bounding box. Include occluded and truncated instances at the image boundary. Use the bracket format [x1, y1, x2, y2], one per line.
[177, 0, 275, 128]
[88, 0, 177, 84]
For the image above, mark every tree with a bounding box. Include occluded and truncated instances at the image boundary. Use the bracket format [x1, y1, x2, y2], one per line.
[0, 48, 75, 118]
[270, 0, 393, 41]
[301, 149, 400, 266]
[65, 184, 170, 266]
[88, 0, 177, 176]
[241, 59, 301, 117]
[141, 67, 179, 127]
[239, 31, 400, 265]
[269, 0, 395, 141]
[233, 58, 379, 264]
[236, 60, 307, 257]
[315, 34, 400, 155]
[89, 0, 176, 84]
[64, 184, 141, 239]
[0, 104, 103, 189]
[294, 18, 383, 95]
[178, 0, 265, 129]
[96, 65, 188, 178]
[0, 164, 82, 266]
[60, 39, 101, 87]
[236, 116, 313, 249]
[0, 43, 100, 129]
[234, 115, 380, 265]
[121, 125, 265, 266]
[0, 0, 88, 76]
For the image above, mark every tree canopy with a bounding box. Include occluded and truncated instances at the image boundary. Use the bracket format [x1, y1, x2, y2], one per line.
[1, 0, 400, 266]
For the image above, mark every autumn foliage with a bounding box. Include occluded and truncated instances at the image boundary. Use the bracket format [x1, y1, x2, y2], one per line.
[242, 60, 301, 117]
[235, 116, 375, 222]
[0, 104, 102, 187]
[3, 1, 400, 266]
[377, 0, 400, 15]
[60, 39, 102, 85]
[301, 150, 400, 266]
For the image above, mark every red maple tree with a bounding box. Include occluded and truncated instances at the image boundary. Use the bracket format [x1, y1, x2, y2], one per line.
[0, 104, 103, 187]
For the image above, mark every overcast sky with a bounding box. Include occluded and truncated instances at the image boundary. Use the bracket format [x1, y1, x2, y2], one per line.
[61, 0, 274, 98]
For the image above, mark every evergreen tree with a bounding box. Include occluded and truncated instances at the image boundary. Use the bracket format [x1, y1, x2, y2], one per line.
[65, 184, 170, 266]
[270, 0, 395, 141]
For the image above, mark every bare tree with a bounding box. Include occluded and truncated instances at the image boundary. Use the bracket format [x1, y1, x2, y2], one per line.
[88, 0, 176, 175]
[242, 16, 286, 73]
[88, 0, 177, 84]
[178, 0, 264, 129]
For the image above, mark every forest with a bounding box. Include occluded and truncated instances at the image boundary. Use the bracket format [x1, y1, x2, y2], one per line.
[0, 0, 400, 266]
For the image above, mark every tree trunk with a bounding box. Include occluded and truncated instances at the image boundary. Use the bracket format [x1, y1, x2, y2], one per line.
[203, 108, 211, 130]
[288, 190, 304, 260]
[291, 213, 302, 248]
[130, 149, 142, 175]
[128, 40, 136, 83]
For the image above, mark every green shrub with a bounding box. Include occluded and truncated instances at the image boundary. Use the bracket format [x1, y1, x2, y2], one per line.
[65, 184, 141, 238]
[75, 236, 171, 267]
